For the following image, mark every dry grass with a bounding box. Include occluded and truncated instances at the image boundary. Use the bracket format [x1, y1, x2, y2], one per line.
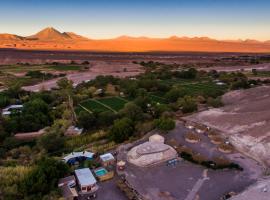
[218, 144, 234, 153]
[210, 136, 224, 144]
[185, 132, 200, 143]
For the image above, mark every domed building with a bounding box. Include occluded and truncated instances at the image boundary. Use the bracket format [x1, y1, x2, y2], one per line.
[127, 134, 177, 167]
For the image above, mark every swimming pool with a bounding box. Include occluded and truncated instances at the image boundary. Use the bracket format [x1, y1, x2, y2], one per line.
[94, 168, 108, 177]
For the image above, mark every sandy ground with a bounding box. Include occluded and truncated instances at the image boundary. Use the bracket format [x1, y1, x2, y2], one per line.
[1, 36, 270, 52]
[184, 86, 270, 167]
[22, 60, 143, 91]
[230, 178, 270, 200]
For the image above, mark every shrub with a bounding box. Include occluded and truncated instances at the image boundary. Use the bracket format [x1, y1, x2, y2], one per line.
[154, 117, 175, 132]
[109, 118, 134, 143]
[207, 97, 224, 108]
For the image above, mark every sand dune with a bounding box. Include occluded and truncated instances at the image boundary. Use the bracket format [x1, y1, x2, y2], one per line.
[1, 27, 270, 52]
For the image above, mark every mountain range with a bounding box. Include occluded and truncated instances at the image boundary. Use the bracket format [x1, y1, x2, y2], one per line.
[0, 27, 270, 52]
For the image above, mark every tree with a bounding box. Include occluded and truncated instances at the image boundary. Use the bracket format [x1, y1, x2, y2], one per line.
[56, 78, 77, 123]
[77, 111, 96, 130]
[154, 117, 175, 132]
[109, 118, 134, 143]
[153, 104, 171, 118]
[119, 102, 143, 121]
[178, 96, 198, 113]
[20, 157, 70, 198]
[134, 95, 151, 112]
[165, 87, 187, 103]
[97, 111, 117, 127]
[4, 98, 51, 133]
[37, 130, 65, 154]
[252, 68, 257, 75]
[207, 97, 223, 108]
[0, 93, 10, 108]
[21, 99, 51, 132]
[81, 61, 90, 65]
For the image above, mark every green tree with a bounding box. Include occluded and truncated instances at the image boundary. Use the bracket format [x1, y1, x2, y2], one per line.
[97, 111, 117, 127]
[109, 118, 134, 143]
[178, 96, 198, 113]
[37, 130, 64, 154]
[153, 104, 171, 118]
[119, 102, 143, 121]
[20, 157, 70, 198]
[77, 111, 96, 130]
[0, 93, 10, 108]
[207, 97, 224, 108]
[134, 95, 151, 112]
[21, 99, 51, 132]
[165, 88, 186, 103]
[154, 117, 175, 132]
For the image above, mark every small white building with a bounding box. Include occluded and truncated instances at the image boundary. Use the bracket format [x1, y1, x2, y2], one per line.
[100, 153, 115, 167]
[74, 168, 98, 194]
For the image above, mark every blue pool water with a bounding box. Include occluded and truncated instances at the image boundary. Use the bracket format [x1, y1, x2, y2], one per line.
[94, 168, 108, 177]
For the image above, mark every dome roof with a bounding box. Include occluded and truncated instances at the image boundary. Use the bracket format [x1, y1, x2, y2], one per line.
[149, 134, 165, 143]
[127, 141, 177, 167]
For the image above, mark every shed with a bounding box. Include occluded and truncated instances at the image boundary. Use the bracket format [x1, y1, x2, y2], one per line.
[100, 153, 115, 167]
[65, 126, 83, 136]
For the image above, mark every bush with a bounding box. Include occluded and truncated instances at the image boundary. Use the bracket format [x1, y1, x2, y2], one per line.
[77, 111, 96, 130]
[178, 96, 197, 113]
[165, 88, 186, 103]
[207, 97, 224, 108]
[20, 157, 70, 198]
[154, 117, 175, 132]
[109, 118, 135, 143]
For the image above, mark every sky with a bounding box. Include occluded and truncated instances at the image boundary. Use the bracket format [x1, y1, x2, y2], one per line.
[0, 0, 270, 41]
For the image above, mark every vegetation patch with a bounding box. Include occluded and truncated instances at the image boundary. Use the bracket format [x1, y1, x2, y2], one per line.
[79, 99, 111, 113]
[97, 97, 128, 111]
[47, 65, 82, 71]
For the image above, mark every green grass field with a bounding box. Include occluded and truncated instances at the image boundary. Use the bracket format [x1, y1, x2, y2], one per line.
[79, 99, 110, 113]
[97, 97, 128, 111]
[77, 97, 129, 114]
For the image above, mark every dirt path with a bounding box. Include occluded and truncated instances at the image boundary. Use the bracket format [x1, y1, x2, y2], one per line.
[184, 169, 210, 200]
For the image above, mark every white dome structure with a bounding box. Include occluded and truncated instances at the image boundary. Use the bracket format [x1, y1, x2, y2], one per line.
[149, 134, 165, 143]
[127, 136, 177, 167]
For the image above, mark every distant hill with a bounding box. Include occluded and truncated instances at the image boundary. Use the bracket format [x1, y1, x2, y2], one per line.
[0, 27, 270, 52]
[0, 34, 24, 40]
[63, 32, 89, 40]
[27, 27, 72, 40]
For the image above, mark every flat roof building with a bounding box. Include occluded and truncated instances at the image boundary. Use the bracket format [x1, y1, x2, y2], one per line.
[74, 168, 98, 194]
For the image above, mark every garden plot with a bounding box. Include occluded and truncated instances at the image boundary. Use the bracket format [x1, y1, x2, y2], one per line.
[78, 97, 129, 114]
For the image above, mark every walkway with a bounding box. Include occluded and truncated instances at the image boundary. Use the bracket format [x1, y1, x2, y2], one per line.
[184, 169, 209, 200]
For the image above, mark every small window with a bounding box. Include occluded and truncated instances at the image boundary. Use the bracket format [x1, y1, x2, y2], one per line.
[82, 186, 86, 191]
